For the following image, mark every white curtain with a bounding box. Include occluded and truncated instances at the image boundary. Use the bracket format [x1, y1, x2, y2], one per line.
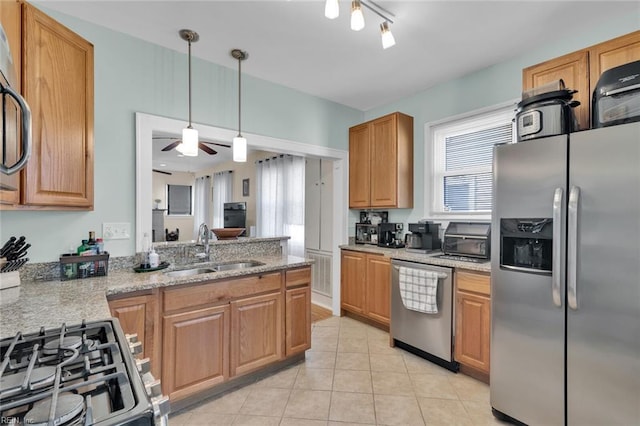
[213, 171, 233, 228]
[193, 175, 212, 239]
[256, 155, 305, 258]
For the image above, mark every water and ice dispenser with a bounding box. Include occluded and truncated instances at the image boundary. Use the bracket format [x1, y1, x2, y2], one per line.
[500, 218, 553, 274]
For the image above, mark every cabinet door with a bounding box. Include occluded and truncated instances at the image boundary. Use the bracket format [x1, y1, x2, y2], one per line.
[454, 290, 490, 374]
[349, 123, 371, 208]
[523, 50, 590, 131]
[340, 250, 366, 314]
[230, 292, 283, 377]
[370, 114, 397, 207]
[0, 0, 21, 206]
[108, 294, 159, 376]
[589, 31, 640, 98]
[364, 255, 391, 325]
[285, 286, 311, 356]
[162, 305, 230, 401]
[22, 3, 94, 208]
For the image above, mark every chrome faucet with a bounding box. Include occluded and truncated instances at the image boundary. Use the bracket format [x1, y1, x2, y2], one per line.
[196, 222, 210, 257]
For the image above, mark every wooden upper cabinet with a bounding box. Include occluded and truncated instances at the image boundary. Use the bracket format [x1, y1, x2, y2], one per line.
[522, 50, 590, 131]
[21, 3, 94, 208]
[589, 30, 640, 98]
[523, 31, 640, 131]
[348, 123, 371, 208]
[348, 112, 413, 209]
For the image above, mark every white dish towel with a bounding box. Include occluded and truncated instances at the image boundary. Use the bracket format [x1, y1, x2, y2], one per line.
[398, 266, 440, 314]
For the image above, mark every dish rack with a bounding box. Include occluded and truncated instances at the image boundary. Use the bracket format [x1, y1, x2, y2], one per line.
[59, 252, 110, 280]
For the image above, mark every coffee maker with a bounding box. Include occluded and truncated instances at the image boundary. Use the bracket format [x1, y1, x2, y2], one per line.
[405, 222, 441, 253]
[377, 223, 405, 248]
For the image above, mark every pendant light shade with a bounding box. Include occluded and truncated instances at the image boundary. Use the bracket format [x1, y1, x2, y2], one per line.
[179, 127, 199, 156]
[232, 49, 248, 163]
[179, 29, 199, 157]
[350, 0, 365, 31]
[380, 21, 396, 49]
[324, 0, 339, 19]
[232, 136, 247, 162]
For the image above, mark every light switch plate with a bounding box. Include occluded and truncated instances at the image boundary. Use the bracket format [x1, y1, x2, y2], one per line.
[103, 223, 131, 240]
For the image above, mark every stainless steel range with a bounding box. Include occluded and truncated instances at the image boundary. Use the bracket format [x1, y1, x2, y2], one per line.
[0, 319, 169, 425]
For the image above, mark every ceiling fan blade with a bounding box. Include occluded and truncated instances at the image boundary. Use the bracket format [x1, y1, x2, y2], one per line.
[152, 137, 179, 140]
[153, 169, 173, 175]
[201, 141, 232, 148]
[161, 141, 181, 151]
[199, 143, 217, 155]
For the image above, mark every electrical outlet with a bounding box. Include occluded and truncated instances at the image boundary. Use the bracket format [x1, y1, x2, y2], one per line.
[103, 223, 131, 240]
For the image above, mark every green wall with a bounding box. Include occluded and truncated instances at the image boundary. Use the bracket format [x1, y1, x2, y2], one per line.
[1, 6, 638, 262]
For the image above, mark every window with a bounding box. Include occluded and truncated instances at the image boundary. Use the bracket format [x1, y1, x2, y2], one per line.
[167, 184, 192, 215]
[430, 105, 514, 216]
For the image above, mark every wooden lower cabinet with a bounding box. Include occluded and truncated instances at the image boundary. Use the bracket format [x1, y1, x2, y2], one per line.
[454, 270, 491, 379]
[285, 285, 311, 356]
[162, 305, 230, 401]
[230, 292, 283, 377]
[340, 250, 391, 326]
[108, 292, 160, 377]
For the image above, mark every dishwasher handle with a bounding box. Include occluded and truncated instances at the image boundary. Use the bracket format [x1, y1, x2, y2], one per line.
[392, 265, 448, 279]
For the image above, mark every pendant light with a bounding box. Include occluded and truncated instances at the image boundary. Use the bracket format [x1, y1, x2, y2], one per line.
[350, 0, 365, 31]
[178, 29, 199, 157]
[231, 49, 248, 163]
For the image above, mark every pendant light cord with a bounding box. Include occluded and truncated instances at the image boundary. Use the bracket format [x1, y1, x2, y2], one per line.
[237, 56, 242, 137]
[188, 37, 193, 128]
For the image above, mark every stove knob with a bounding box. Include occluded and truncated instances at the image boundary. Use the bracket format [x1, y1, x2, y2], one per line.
[125, 333, 139, 343]
[129, 341, 143, 356]
[136, 357, 151, 375]
[152, 395, 171, 419]
[145, 378, 163, 398]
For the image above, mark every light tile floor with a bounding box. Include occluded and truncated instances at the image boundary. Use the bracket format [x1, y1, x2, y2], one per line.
[169, 316, 509, 425]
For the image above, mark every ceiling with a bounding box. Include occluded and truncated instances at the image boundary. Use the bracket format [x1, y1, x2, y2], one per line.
[34, 1, 638, 111]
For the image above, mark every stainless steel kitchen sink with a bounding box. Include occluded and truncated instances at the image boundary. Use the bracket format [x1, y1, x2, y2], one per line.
[164, 267, 217, 278]
[164, 261, 265, 278]
[211, 261, 265, 271]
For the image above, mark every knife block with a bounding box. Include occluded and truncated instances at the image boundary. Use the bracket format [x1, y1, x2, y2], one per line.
[0, 271, 21, 290]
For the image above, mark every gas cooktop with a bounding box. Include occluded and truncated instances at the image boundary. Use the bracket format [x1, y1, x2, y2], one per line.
[0, 320, 159, 425]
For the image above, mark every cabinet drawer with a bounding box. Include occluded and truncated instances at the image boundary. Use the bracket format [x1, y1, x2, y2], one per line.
[163, 272, 282, 313]
[285, 267, 311, 288]
[456, 270, 491, 296]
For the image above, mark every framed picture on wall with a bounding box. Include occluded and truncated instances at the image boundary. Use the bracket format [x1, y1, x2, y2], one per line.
[243, 178, 250, 197]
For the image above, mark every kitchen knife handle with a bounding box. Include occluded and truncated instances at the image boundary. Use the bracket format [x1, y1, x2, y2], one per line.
[567, 186, 580, 310]
[552, 188, 563, 308]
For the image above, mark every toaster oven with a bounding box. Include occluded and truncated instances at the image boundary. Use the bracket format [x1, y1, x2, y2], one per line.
[442, 222, 491, 259]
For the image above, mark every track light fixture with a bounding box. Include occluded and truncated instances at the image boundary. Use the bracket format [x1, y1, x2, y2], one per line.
[325, 0, 396, 49]
[231, 49, 248, 163]
[178, 29, 199, 157]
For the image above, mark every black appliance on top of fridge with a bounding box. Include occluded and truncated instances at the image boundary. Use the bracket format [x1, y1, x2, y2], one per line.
[490, 121, 640, 425]
[223, 202, 246, 236]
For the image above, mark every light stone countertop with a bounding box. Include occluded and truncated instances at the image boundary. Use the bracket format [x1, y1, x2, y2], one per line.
[0, 255, 312, 337]
[339, 244, 491, 273]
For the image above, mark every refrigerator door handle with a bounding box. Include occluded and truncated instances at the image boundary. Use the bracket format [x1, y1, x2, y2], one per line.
[552, 188, 563, 307]
[568, 185, 580, 310]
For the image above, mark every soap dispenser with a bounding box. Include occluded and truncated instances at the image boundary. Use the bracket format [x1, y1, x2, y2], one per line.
[149, 247, 159, 268]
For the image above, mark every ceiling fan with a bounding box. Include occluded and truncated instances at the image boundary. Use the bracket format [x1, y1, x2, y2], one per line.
[153, 137, 231, 155]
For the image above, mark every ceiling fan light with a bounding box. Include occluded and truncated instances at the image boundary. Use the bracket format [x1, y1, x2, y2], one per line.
[324, 0, 339, 19]
[233, 136, 247, 162]
[380, 21, 395, 49]
[180, 127, 199, 157]
[350, 0, 365, 31]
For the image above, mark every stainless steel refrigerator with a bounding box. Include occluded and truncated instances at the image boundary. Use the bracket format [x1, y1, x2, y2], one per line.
[490, 122, 640, 425]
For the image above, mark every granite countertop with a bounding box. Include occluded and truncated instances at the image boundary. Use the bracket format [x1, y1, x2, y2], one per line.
[339, 244, 491, 273]
[0, 255, 312, 337]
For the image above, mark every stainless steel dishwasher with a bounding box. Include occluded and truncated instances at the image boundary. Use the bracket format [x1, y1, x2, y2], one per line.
[390, 259, 459, 372]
